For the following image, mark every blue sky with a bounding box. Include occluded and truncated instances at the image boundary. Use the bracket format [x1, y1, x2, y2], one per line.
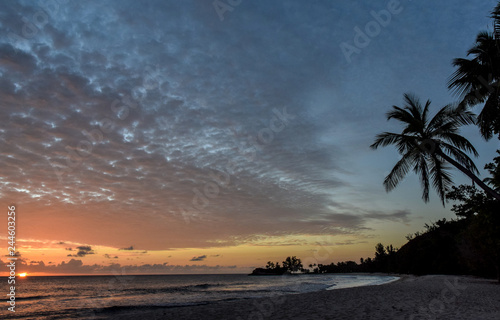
[1, 0, 499, 273]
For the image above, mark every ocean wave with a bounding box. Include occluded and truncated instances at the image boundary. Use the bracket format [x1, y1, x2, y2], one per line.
[190, 283, 225, 289]
[110, 282, 227, 296]
[16, 295, 51, 301]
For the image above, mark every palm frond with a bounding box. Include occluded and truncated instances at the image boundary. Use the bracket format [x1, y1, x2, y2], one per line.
[448, 45, 495, 101]
[383, 149, 418, 192]
[429, 154, 454, 206]
[477, 88, 500, 140]
[421, 99, 431, 127]
[413, 154, 430, 202]
[492, 3, 500, 37]
[370, 132, 406, 149]
[403, 93, 423, 119]
[386, 106, 422, 134]
[439, 142, 479, 174]
[427, 104, 453, 133]
[427, 104, 476, 136]
[437, 132, 479, 157]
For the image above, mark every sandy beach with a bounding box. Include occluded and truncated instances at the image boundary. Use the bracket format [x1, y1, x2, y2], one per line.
[97, 275, 500, 320]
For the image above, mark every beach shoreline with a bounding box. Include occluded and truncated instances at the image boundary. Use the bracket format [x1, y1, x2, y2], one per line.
[96, 274, 500, 320]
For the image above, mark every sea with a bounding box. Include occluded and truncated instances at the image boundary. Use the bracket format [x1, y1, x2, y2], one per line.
[1, 274, 399, 319]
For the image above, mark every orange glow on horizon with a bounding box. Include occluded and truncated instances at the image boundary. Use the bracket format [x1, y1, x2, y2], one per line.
[0, 233, 410, 276]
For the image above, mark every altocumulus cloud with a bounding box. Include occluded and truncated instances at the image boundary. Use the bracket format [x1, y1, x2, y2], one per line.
[1, 0, 477, 251]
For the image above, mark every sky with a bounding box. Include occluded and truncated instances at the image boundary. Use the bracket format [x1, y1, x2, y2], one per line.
[1, 0, 500, 275]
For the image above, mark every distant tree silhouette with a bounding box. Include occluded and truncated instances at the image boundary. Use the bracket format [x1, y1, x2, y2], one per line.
[371, 93, 500, 203]
[373, 243, 398, 273]
[282, 256, 303, 273]
[375, 243, 387, 260]
[251, 260, 286, 275]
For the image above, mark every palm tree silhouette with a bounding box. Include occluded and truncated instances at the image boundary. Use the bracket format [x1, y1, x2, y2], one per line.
[371, 93, 500, 203]
[448, 3, 500, 140]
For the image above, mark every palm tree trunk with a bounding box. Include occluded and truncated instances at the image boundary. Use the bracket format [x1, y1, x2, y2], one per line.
[436, 149, 500, 202]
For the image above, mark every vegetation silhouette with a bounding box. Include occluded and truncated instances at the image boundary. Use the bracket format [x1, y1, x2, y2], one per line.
[364, 1, 500, 282]
[251, 256, 303, 275]
[252, 1, 500, 283]
[368, 1, 500, 281]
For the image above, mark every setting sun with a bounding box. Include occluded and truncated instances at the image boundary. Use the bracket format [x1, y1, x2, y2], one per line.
[18, 273, 27, 278]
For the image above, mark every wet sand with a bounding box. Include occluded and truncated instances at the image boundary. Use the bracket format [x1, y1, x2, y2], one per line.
[100, 275, 500, 320]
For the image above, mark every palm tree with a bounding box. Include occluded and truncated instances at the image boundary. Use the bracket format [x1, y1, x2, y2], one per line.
[371, 93, 500, 204]
[448, 3, 500, 140]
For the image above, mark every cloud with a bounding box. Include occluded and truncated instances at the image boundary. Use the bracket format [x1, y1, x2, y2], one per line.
[0, 258, 241, 275]
[0, 0, 358, 251]
[189, 255, 207, 262]
[364, 210, 412, 225]
[104, 254, 118, 259]
[334, 240, 368, 246]
[119, 246, 134, 251]
[1, 0, 478, 253]
[67, 246, 95, 257]
[5, 251, 21, 257]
